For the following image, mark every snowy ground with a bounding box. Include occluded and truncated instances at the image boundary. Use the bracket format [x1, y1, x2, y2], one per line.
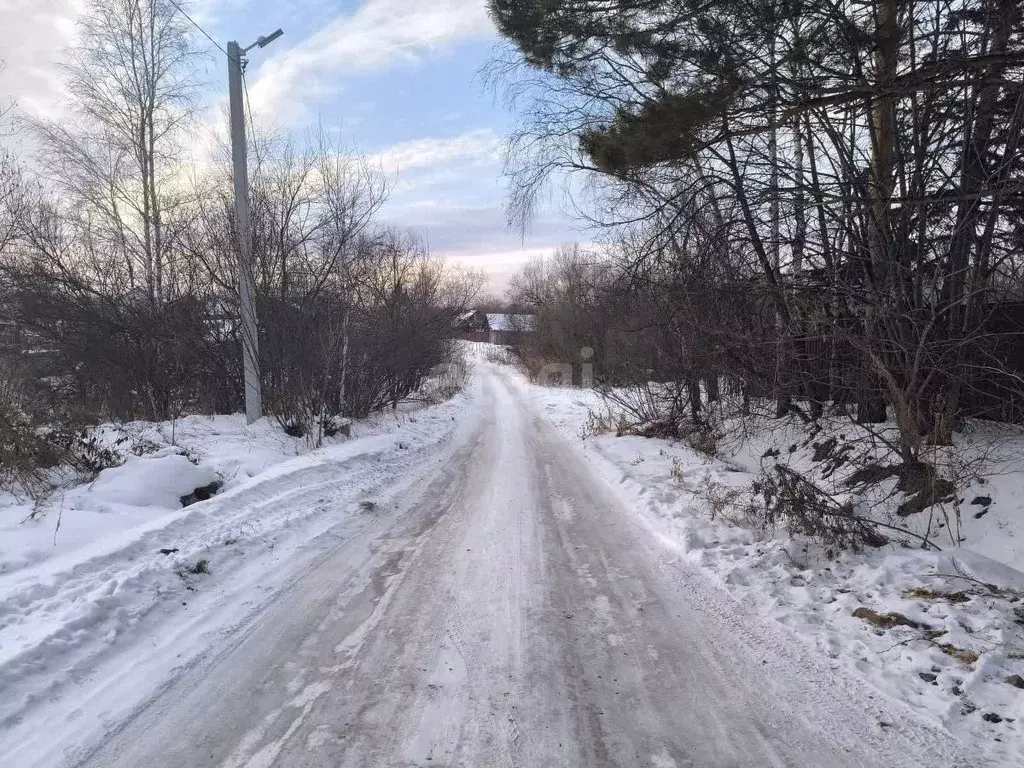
[0, 383, 476, 767]
[24, 357, 977, 768]
[529, 374, 1024, 764]
[0, 348, 1017, 766]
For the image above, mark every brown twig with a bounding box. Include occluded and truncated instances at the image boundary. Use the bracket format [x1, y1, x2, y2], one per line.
[52, 493, 65, 546]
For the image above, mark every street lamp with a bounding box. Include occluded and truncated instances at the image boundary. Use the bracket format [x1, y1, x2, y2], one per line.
[227, 29, 282, 424]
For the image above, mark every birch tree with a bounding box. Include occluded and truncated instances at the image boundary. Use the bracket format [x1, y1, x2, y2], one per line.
[28, 0, 203, 301]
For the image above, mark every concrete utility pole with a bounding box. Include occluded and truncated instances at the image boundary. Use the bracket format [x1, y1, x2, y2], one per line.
[227, 30, 283, 424]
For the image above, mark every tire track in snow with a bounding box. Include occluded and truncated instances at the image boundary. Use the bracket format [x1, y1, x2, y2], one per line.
[52, 362, 978, 768]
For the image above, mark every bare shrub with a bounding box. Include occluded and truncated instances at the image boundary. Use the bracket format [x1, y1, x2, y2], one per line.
[419, 352, 470, 405]
[258, 231, 477, 445]
[599, 381, 689, 436]
[681, 422, 721, 459]
[593, 381, 726, 460]
[582, 409, 628, 438]
[3, 268, 239, 421]
[521, 355, 561, 384]
[668, 457, 687, 484]
[0, 397, 121, 502]
[0, 400, 61, 498]
[751, 465, 903, 555]
[693, 475, 750, 524]
[483, 345, 515, 365]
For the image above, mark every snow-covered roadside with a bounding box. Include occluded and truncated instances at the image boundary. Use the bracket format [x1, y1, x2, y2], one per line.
[522, 373, 1024, 765]
[0, 374, 480, 766]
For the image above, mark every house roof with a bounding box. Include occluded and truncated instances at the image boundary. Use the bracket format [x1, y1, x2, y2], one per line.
[486, 313, 535, 331]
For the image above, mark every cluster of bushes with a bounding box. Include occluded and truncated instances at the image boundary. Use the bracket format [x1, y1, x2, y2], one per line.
[0, 2, 481, 496]
[0, 231, 476, 497]
[493, 0, 1024, 550]
[0, 396, 123, 499]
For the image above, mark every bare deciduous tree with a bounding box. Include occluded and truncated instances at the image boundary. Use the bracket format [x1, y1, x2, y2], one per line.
[490, 0, 1024, 462]
[27, 0, 204, 302]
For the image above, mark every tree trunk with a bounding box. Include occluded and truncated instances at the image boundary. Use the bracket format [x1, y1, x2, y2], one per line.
[858, 0, 899, 433]
[867, 0, 899, 286]
[856, 398, 887, 424]
[687, 378, 702, 422]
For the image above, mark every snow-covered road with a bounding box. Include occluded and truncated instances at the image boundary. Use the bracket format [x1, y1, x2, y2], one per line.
[51, 365, 973, 766]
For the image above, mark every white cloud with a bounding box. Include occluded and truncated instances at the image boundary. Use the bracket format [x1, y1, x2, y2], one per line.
[2, 0, 492, 130]
[0, 0, 84, 123]
[375, 128, 499, 174]
[246, 0, 492, 120]
[189, 0, 242, 25]
[444, 244, 559, 269]
[380, 187, 583, 291]
[441, 245, 564, 295]
[369, 129, 581, 264]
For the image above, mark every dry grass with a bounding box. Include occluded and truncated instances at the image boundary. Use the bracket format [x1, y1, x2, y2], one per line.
[582, 409, 630, 438]
[937, 643, 980, 665]
[901, 586, 970, 604]
[852, 606, 923, 629]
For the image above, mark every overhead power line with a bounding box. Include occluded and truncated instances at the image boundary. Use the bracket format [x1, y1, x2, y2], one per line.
[167, 0, 265, 140]
[166, 0, 228, 57]
[242, 72, 259, 144]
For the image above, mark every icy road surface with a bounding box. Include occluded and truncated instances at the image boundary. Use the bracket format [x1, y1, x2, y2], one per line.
[76, 365, 969, 768]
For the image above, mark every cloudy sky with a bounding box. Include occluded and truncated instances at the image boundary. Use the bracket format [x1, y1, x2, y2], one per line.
[0, 0, 583, 294]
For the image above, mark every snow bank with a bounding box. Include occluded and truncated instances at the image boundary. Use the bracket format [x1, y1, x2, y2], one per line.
[87, 454, 219, 509]
[0, 404, 443, 577]
[0, 370, 479, 768]
[0, 415, 292, 577]
[524, 372, 1024, 765]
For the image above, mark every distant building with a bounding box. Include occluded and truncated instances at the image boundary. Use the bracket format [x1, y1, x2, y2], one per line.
[455, 309, 490, 342]
[455, 310, 535, 346]
[485, 313, 535, 346]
